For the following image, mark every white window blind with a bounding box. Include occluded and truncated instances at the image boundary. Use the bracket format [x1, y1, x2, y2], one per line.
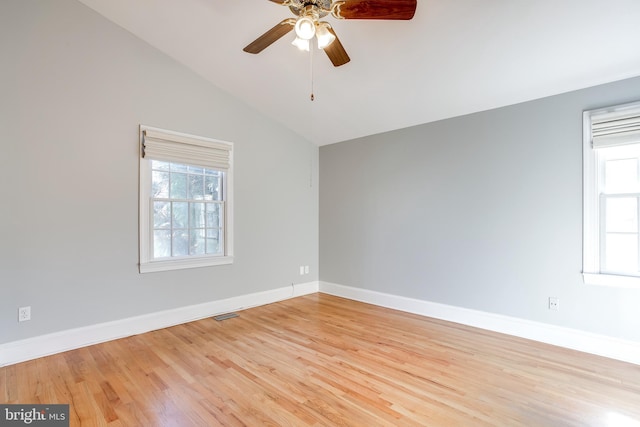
[591, 105, 640, 149]
[142, 128, 232, 171]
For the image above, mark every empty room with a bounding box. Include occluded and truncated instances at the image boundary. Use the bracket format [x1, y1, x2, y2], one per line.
[1, 0, 640, 425]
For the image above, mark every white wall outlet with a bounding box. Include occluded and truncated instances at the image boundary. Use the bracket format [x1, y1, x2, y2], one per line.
[548, 297, 560, 311]
[18, 306, 31, 322]
[304, 265, 309, 274]
[299, 266, 305, 275]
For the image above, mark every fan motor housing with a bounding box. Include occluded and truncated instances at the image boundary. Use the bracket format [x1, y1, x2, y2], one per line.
[289, 0, 332, 18]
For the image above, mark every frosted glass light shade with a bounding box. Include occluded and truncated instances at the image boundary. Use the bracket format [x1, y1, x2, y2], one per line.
[292, 36, 310, 51]
[316, 23, 336, 49]
[294, 16, 316, 40]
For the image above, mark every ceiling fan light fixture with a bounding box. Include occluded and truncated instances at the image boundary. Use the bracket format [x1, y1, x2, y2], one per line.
[294, 16, 316, 40]
[316, 22, 335, 49]
[291, 36, 310, 51]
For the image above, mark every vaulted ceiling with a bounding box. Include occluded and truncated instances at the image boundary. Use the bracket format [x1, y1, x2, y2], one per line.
[77, 0, 640, 145]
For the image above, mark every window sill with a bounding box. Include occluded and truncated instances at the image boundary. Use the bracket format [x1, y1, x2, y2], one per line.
[583, 273, 640, 289]
[140, 256, 234, 273]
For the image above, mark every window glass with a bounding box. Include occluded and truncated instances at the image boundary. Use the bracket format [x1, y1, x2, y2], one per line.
[604, 234, 638, 273]
[149, 162, 225, 259]
[605, 197, 638, 233]
[170, 173, 187, 199]
[188, 174, 204, 200]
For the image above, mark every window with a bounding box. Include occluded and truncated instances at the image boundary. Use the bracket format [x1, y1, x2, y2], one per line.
[583, 101, 640, 287]
[139, 125, 233, 273]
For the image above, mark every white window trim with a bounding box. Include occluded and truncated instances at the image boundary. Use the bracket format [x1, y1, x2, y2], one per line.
[139, 125, 234, 273]
[583, 101, 640, 288]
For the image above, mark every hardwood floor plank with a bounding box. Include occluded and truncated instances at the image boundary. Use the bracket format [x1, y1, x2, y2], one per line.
[2, 293, 640, 426]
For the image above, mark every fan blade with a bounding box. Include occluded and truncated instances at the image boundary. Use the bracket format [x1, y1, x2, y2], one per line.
[323, 28, 350, 67]
[333, 0, 417, 20]
[243, 19, 295, 54]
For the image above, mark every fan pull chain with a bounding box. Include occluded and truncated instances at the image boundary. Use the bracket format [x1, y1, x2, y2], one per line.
[310, 44, 315, 101]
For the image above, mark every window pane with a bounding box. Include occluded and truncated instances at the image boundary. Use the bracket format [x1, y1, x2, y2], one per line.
[170, 173, 187, 199]
[188, 165, 204, 174]
[605, 158, 638, 193]
[206, 228, 221, 255]
[605, 197, 638, 233]
[153, 230, 171, 258]
[604, 233, 639, 273]
[206, 175, 221, 201]
[172, 230, 189, 256]
[152, 171, 169, 198]
[206, 203, 221, 227]
[153, 201, 171, 229]
[190, 202, 205, 228]
[151, 160, 169, 171]
[172, 202, 188, 228]
[190, 229, 206, 255]
[170, 163, 188, 173]
[188, 174, 204, 200]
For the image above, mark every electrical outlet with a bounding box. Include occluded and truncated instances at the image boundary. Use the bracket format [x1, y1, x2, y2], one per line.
[299, 266, 304, 275]
[304, 265, 309, 274]
[548, 297, 560, 311]
[18, 306, 31, 322]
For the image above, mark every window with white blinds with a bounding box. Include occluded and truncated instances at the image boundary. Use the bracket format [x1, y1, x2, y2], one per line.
[139, 125, 234, 273]
[583, 101, 640, 287]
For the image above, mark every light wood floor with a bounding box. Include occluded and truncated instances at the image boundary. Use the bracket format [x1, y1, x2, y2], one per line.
[1, 294, 640, 426]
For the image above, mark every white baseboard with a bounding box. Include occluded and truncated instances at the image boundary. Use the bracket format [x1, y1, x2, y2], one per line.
[4, 280, 638, 367]
[319, 281, 640, 366]
[0, 281, 319, 367]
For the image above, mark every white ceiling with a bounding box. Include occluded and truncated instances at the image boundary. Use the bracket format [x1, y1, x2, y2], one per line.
[77, 0, 640, 146]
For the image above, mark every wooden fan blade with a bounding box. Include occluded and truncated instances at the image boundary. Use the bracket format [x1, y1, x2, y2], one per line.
[333, 0, 417, 20]
[323, 28, 350, 67]
[268, 0, 287, 3]
[243, 19, 295, 54]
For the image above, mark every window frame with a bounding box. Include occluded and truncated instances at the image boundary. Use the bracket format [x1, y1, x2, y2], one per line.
[583, 101, 640, 288]
[139, 125, 234, 273]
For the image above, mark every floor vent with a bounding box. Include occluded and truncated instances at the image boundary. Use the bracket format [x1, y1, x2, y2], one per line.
[213, 313, 239, 321]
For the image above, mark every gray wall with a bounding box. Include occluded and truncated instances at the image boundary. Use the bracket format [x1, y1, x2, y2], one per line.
[0, 0, 318, 344]
[320, 76, 640, 342]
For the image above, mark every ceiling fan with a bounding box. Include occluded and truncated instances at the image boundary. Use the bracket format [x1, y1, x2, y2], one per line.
[243, 0, 417, 67]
